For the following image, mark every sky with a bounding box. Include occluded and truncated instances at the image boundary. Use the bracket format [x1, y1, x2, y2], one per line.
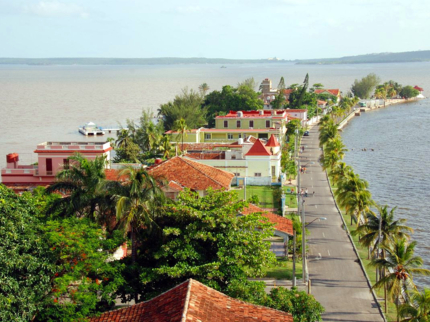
[1, 0, 430, 60]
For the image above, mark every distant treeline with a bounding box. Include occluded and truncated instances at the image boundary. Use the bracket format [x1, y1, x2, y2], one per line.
[296, 50, 430, 65]
[0, 57, 289, 66]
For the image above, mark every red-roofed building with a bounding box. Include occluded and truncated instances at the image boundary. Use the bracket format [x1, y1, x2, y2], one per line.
[148, 156, 234, 199]
[240, 204, 294, 256]
[314, 89, 341, 98]
[89, 279, 293, 322]
[184, 138, 283, 186]
[414, 85, 424, 93]
[1, 142, 112, 191]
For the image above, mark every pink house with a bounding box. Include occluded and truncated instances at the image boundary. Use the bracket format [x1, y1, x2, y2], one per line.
[1, 141, 112, 191]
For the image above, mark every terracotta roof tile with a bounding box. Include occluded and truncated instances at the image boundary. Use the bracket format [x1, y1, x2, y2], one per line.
[148, 156, 234, 191]
[245, 140, 271, 156]
[89, 279, 293, 322]
[266, 134, 280, 147]
[314, 89, 340, 96]
[414, 85, 424, 91]
[241, 204, 294, 236]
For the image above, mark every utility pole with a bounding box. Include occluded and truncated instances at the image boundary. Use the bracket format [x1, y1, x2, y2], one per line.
[292, 230, 296, 287]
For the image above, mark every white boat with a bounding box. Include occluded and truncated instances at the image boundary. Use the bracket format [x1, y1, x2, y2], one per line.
[79, 122, 105, 136]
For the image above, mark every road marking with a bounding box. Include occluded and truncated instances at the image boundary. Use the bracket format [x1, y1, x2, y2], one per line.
[327, 250, 331, 256]
[317, 253, 322, 260]
[315, 205, 317, 208]
[322, 233, 325, 238]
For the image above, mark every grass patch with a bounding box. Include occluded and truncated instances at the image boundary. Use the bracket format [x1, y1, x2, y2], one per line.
[264, 256, 303, 280]
[234, 185, 298, 210]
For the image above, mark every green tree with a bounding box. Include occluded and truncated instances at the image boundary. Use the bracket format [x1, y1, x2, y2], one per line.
[0, 185, 55, 322]
[203, 85, 263, 127]
[173, 117, 189, 155]
[352, 205, 413, 260]
[264, 287, 324, 322]
[119, 189, 276, 302]
[321, 137, 347, 171]
[46, 153, 108, 219]
[158, 88, 206, 131]
[351, 73, 381, 99]
[371, 239, 430, 321]
[399, 288, 430, 322]
[318, 118, 338, 148]
[198, 83, 210, 95]
[278, 77, 286, 90]
[36, 217, 125, 322]
[400, 86, 420, 99]
[113, 167, 166, 265]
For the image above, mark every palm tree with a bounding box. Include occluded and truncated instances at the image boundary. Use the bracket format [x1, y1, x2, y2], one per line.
[371, 239, 430, 321]
[159, 136, 174, 159]
[318, 119, 338, 147]
[116, 128, 133, 150]
[173, 118, 189, 155]
[399, 288, 430, 322]
[199, 83, 210, 95]
[335, 171, 373, 225]
[114, 167, 166, 264]
[352, 205, 413, 260]
[46, 153, 108, 219]
[321, 137, 348, 171]
[329, 162, 353, 184]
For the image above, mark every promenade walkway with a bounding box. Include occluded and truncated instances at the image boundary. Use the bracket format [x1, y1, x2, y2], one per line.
[300, 126, 384, 322]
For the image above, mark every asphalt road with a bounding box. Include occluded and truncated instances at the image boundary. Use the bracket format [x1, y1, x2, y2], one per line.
[299, 126, 384, 322]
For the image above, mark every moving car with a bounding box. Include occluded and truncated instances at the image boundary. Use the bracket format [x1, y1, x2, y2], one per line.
[304, 131, 309, 136]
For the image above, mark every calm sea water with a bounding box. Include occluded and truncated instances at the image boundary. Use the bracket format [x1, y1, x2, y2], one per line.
[341, 100, 430, 287]
[1, 62, 430, 284]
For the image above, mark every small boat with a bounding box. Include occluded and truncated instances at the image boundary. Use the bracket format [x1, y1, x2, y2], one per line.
[220, 65, 227, 68]
[79, 122, 105, 136]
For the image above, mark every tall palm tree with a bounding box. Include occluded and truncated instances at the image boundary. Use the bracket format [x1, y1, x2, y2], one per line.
[399, 288, 430, 322]
[352, 205, 413, 259]
[173, 118, 189, 155]
[335, 171, 373, 225]
[116, 128, 133, 150]
[199, 83, 210, 95]
[159, 135, 174, 159]
[319, 119, 338, 147]
[46, 153, 107, 218]
[329, 162, 353, 184]
[321, 137, 348, 171]
[371, 239, 430, 321]
[114, 167, 166, 264]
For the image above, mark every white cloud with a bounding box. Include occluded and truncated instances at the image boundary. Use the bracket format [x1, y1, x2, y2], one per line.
[24, 1, 89, 18]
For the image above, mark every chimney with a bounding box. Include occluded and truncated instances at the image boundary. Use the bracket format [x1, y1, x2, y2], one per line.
[155, 158, 162, 164]
[6, 153, 19, 169]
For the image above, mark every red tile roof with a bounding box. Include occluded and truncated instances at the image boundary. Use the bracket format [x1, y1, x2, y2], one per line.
[186, 152, 224, 160]
[104, 169, 128, 182]
[283, 89, 295, 95]
[148, 156, 234, 191]
[266, 134, 280, 147]
[414, 85, 424, 91]
[89, 279, 293, 322]
[245, 140, 271, 156]
[314, 89, 340, 96]
[216, 110, 287, 119]
[241, 204, 294, 236]
[168, 181, 184, 192]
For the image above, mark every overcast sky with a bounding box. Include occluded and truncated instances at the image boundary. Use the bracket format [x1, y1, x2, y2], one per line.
[1, 0, 429, 60]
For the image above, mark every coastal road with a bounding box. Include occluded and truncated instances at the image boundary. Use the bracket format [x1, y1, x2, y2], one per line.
[299, 126, 383, 322]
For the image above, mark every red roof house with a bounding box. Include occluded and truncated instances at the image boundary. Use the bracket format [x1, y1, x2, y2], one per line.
[89, 279, 293, 322]
[414, 85, 424, 92]
[148, 156, 234, 199]
[241, 204, 294, 236]
[245, 139, 271, 156]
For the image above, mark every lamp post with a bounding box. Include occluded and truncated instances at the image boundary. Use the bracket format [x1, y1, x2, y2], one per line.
[305, 217, 327, 227]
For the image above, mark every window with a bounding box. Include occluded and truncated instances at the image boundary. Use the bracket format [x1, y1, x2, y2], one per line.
[205, 133, 211, 140]
[254, 173, 262, 177]
[233, 172, 240, 177]
[63, 158, 69, 170]
[46, 158, 52, 175]
[236, 120, 241, 128]
[228, 133, 233, 139]
[224, 120, 228, 128]
[238, 134, 242, 138]
[249, 120, 254, 128]
[231, 155, 236, 160]
[266, 120, 270, 128]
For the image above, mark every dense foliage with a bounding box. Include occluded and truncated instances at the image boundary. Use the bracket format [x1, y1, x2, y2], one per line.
[351, 73, 380, 99]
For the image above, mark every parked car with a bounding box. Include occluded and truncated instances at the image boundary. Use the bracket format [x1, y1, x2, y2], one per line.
[304, 131, 309, 136]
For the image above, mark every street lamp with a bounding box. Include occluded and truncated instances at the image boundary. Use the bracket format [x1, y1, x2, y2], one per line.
[305, 217, 327, 227]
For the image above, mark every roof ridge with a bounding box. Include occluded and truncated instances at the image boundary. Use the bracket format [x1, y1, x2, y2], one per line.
[180, 279, 193, 322]
[180, 157, 228, 189]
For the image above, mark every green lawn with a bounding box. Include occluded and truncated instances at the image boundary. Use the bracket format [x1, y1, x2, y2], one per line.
[234, 185, 297, 210]
[263, 256, 302, 280]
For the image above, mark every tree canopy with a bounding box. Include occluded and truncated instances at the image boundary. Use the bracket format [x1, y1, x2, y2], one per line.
[351, 73, 381, 99]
